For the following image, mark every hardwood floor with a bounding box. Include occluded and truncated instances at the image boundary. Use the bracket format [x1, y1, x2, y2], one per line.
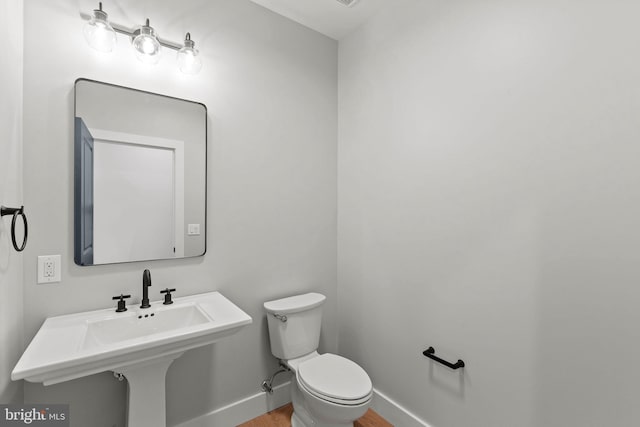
[238, 403, 393, 427]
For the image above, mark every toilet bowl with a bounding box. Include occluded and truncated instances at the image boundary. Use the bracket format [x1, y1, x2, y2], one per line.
[264, 293, 373, 427]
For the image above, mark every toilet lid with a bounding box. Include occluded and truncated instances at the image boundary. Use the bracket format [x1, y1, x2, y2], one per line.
[298, 354, 372, 403]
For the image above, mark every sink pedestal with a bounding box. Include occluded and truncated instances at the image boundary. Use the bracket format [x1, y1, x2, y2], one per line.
[115, 352, 184, 427]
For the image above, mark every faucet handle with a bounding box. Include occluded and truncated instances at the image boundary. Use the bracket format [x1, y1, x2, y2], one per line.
[112, 294, 131, 312]
[160, 288, 176, 305]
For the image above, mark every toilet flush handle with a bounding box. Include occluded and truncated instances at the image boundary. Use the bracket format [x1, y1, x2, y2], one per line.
[272, 313, 288, 323]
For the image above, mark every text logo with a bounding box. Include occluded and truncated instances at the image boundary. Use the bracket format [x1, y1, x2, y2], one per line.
[0, 405, 69, 427]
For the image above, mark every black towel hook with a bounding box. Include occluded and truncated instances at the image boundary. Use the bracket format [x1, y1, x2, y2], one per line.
[1, 205, 28, 252]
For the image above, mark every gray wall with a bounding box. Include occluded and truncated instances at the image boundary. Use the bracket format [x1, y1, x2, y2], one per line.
[0, 0, 24, 406]
[338, 0, 640, 426]
[22, 0, 337, 426]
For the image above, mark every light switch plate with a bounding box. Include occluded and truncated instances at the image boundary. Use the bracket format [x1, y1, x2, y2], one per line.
[188, 224, 201, 236]
[38, 255, 61, 284]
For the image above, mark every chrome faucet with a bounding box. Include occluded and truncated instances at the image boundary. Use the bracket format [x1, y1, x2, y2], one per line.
[141, 269, 152, 309]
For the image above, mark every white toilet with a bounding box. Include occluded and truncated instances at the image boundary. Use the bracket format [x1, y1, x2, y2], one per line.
[264, 293, 373, 427]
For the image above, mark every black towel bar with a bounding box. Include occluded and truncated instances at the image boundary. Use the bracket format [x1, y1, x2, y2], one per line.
[423, 347, 465, 370]
[1, 205, 28, 252]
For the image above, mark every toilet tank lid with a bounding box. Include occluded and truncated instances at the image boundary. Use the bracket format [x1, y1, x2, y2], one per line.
[264, 293, 326, 315]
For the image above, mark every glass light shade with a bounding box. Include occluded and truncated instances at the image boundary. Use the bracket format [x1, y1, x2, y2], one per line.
[83, 8, 117, 53]
[132, 21, 161, 64]
[177, 35, 202, 75]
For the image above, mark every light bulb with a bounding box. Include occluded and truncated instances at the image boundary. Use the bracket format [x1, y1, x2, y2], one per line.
[177, 33, 202, 75]
[141, 38, 156, 54]
[132, 19, 161, 64]
[83, 2, 117, 53]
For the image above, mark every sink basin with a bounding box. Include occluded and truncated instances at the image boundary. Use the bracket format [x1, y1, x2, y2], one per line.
[12, 291, 252, 385]
[83, 303, 210, 350]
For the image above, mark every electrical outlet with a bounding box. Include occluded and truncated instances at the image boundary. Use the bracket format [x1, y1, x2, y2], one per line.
[38, 255, 61, 284]
[44, 260, 55, 277]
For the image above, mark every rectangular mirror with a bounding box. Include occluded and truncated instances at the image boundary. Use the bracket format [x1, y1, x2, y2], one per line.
[74, 79, 207, 266]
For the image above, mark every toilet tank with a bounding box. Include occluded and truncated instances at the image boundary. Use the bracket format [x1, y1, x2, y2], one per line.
[264, 293, 326, 360]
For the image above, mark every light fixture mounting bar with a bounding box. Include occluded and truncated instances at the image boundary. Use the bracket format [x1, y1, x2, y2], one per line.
[79, 12, 183, 51]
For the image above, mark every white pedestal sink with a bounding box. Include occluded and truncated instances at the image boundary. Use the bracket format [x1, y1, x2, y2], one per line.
[12, 291, 252, 427]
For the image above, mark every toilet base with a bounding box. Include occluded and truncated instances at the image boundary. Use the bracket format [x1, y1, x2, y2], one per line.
[291, 412, 306, 427]
[291, 410, 355, 427]
[290, 376, 359, 427]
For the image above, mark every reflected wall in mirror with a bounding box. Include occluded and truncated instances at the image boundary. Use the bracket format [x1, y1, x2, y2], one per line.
[74, 79, 207, 266]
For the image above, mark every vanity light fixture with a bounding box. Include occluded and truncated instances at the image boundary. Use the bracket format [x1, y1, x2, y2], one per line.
[176, 33, 202, 75]
[132, 19, 161, 64]
[82, 3, 202, 74]
[83, 2, 117, 53]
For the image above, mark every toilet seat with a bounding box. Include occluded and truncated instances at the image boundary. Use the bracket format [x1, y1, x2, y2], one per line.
[297, 377, 372, 406]
[297, 353, 372, 406]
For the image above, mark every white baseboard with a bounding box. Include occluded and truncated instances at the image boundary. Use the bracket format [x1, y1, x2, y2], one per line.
[371, 388, 431, 427]
[172, 383, 431, 427]
[172, 381, 292, 427]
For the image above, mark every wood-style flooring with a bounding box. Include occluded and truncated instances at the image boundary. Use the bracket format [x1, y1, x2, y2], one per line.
[238, 403, 393, 427]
